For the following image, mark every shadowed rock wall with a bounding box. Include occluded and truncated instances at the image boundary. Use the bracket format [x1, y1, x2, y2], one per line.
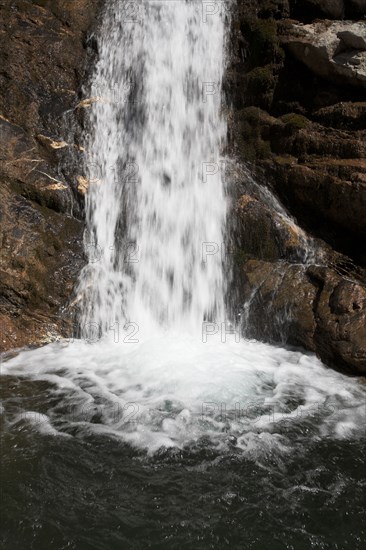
[229, 0, 366, 374]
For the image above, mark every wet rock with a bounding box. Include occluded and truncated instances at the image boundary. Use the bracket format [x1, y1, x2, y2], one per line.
[0, 0, 103, 351]
[266, 158, 366, 265]
[240, 260, 317, 349]
[310, 266, 366, 374]
[234, 192, 313, 263]
[230, 1, 366, 374]
[240, 259, 366, 374]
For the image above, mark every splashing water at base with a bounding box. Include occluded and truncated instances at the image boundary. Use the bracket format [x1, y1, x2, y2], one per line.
[1, 0, 365, 461]
[2, 4, 365, 548]
[2, 333, 365, 456]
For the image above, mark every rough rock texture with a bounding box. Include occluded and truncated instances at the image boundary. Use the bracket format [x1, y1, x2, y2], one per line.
[0, 0, 102, 350]
[229, 0, 366, 374]
[1, 0, 365, 375]
[238, 259, 366, 375]
[286, 21, 366, 88]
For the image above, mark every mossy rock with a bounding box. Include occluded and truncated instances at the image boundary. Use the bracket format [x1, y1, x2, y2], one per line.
[237, 134, 272, 163]
[239, 106, 269, 125]
[247, 66, 275, 91]
[245, 66, 277, 109]
[240, 16, 284, 67]
[279, 113, 309, 132]
[237, 106, 274, 162]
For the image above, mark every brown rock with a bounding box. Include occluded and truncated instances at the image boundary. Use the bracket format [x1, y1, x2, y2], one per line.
[313, 102, 366, 130]
[229, 1, 366, 375]
[310, 267, 366, 374]
[0, 0, 103, 351]
[240, 260, 317, 349]
[267, 160, 366, 265]
[234, 192, 315, 263]
[239, 259, 366, 374]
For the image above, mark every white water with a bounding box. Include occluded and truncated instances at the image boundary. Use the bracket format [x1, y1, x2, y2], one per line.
[1, 0, 365, 456]
[2, 336, 366, 455]
[78, 0, 227, 336]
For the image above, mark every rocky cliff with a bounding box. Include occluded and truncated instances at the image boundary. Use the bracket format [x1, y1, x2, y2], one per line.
[0, 0, 365, 374]
[229, 0, 366, 374]
[0, 0, 102, 349]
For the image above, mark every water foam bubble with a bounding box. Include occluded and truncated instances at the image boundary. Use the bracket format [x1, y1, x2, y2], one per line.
[2, 334, 365, 456]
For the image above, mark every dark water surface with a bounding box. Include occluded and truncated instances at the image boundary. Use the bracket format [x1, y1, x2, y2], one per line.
[1, 375, 365, 550]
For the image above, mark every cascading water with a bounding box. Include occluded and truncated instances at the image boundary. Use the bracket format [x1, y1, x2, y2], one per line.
[2, 4, 366, 547]
[1, 0, 365, 457]
[78, 0, 228, 337]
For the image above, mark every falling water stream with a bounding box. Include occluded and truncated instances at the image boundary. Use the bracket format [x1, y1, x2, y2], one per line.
[1, 1, 365, 548]
[79, 0, 227, 335]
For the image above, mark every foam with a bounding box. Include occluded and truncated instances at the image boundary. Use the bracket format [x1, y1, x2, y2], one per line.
[2, 333, 365, 456]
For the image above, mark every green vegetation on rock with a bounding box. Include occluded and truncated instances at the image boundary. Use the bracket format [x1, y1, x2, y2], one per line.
[237, 107, 275, 162]
[242, 17, 283, 67]
[279, 113, 310, 131]
[246, 66, 276, 109]
[247, 67, 275, 95]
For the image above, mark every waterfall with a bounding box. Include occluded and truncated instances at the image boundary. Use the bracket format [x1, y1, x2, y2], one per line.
[78, 0, 229, 338]
[3, 0, 365, 459]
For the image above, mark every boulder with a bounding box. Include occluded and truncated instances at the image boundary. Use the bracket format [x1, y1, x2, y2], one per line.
[240, 259, 366, 374]
[233, 190, 322, 264]
[310, 265, 366, 374]
[285, 21, 366, 88]
[240, 260, 318, 349]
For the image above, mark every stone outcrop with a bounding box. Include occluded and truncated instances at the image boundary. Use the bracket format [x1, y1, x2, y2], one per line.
[285, 21, 366, 88]
[0, 0, 102, 350]
[229, 0, 366, 374]
[238, 257, 366, 375]
[228, 165, 366, 375]
[1, 0, 365, 375]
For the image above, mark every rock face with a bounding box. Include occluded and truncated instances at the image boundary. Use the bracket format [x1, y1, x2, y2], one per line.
[286, 21, 366, 88]
[229, 0, 366, 374]
[227, 164, 366, 375]
[0, 0, 102, 350]
[239, 259, 366, 375]
[307, 0, 344, 18]
[1, 0, 365, 375]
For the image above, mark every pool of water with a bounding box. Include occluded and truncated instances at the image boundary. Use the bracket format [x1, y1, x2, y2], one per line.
[1, 336, 365, 549]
